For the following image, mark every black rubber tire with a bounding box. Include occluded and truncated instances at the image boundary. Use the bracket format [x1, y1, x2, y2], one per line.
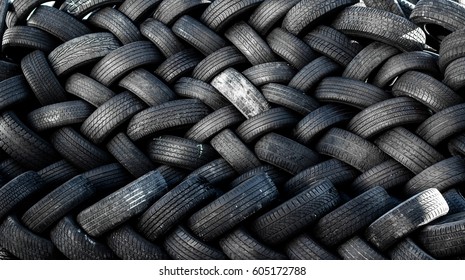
[83, 163, 132, 192]
[337, 236, 386, 260]
[0, 111, 59, 170]
[65, 73, 116, 108]
[51, 127, 113, 171]
[148, 135, 217, 170]
[1, 26, 58, 57]
[288, 56, 341, 93]
[366, 188, 449, 251]
[347, 97, 431, 139]
[174, 77, 230, 110]
[153, 0, 210, 26]
[26, 6, 91, 42]
[172, 15, 227, 56]
[294, 104, 355, 145]
[388, 238, 434, 260]
[350, 160, 414, 195]
[127, 99, 210, 141]
[192, 46, 248, 82]
[252, 179, 340, 244]
[154, 165, 186, 190]
[0, 75, 32, 111]
[220, 228, 287, 260]
[87, 7, 141, 45]
[154, 48, 203, 84]
[372, 51, 439, 88]
[37, 160, 80, 188]
[363, 0, 406, 17]
[0, 171, 45, 220]
[443, 57, 465, 91]
[0, 159, 28, 181]
[50, 216, 117, 260]
[0, 215, 58, 260]
[187, 173, 278, 241]
[59, 0, 123, 18]
[185, 105, 245, 143]
[286, 234, 340, 260]
[443, 188, 465, 215]
[200, 0, 263, 32]
[375, 127, 444, 174]
[261, 83, 320, 116]
[106, 133, 156, 178]
[283, 159, 359, 197]
[392, 71, 462, 112]
[211, 68, 271, 119]
[248, 0, 300, 36]
[242, 62, 296, 87]
[81, 91, 146, 144]
[224, 21, 277, 65]
[137, 175, 217, 241]
[118, 0, 162, 22]
[48, 32, 121, 76]
[439, 29, 465, 72]
[229, 164, 288, 190]
[448, 132, 465, 157]
[236, 107, 299, 143]
[0, 247, 17, 260]
[77, 171, 167, 237]
[186, 158, 237, 186]
[106, 225, 168, 260]
[342, 42, 400, 81]
[416, 103, 465, 146]
[266, 27, 317, 70]
[12, 0, 50, 21]
[254, 132, 321, 175]
[303, 25, 362, 67]
[282, 0, 358, 35]
[21, 175, 95, 233]
[163, 226, 226, 260]
[21, 50, 67, 106]
[314, 77, 391, 110]
[140, 19, 185, 58]
[332, 6, 426, 51]
[27, 100, 94, 131]
[316, 128, 389, 172]
[0, 60, 21, 82]
[210, 129, 262, 173]
[418, 212, 465, 258]
[314, 187, 395, 246]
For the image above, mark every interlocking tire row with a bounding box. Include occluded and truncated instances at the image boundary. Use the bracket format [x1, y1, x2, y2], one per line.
[0, 0, 465, 260]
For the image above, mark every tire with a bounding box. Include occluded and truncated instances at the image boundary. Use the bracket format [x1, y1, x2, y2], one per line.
[0, 60, 21, 81]
[59, 0, 123, 18]
[127, 99, 211, 141]
[229, 164, 288, 189]
[266, 27, 317, 70]
[286, 234, 340, 260]
[106, 225, 168, 260]
[248, 0, 300, 36]
[288, 56, 341, 93]
[65, 73, 116, 107]
[375, 127, 444, 174]
[314, 187, 395, 246]
[2, 26, 58, 57]
[0, 159, 27, 181]
[439, 29, 465, 72]
[153, 0, 210, 26]
[118, 0, 162, 22]
[254, 132, 321, 175]
[81, 92, 146, 144]
[252, 179, 340, 244]
[342, 42, 400, 81]
[50, 216, 117, 260]
[392, 71, 462, 112]
[0, 215, 58, 260]
[174, 77, 229, 110]
[282, 0, 358, 35]
[76, 170, 167, 237]
[443, 188, 465, 215]
[140, 19, 186, 58]
[337, 236, 386, 260]
[186, 158, 237, 186]
[443, 57, 465, 91]
[388, 238, 434, 260]
[347, 97, 431, 139]
[187, 173, 279, 241]
[332, 6, 426, 52]
[12, 0, 50, 21]
[224, 21, 277, 65]
[90, 41, 162, 86]
[363, 0, 405, 17]
[154, 48, 203, 84]
[155, 165, 187, 188]
[220, 228, 287, 260]
[83, 163, 132, 192]
[185, 105, 245, 143]
[37, 160, 80, 188]
[303, 25, 361, 67]
[0, 75, 31, 111]
[314, 77, 391, 109]
[416, 103, 465, 146]
[316, 128, 389, 172]
[211, 68, 271, 119]
[283, 159, 359, 197]
[148, 136, 217, 170]
[366, 188, 449, 251]
[51, 127, 113, 171]
[48, 32, 121, 76]
[261, 83, 320, 116]
[28, 100, 94, 131]
[448, 132, 465, 157]
[137, 175, 217, 241]
[21, 50, 67, 105]
[210, 129, 262, 173]
[242, 62, 297, 87]
[172, 15, 227, 56]
[163, 226, 227, 260]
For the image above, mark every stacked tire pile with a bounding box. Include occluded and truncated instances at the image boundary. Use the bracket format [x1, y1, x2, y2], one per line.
[0, 0, 465, 260]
